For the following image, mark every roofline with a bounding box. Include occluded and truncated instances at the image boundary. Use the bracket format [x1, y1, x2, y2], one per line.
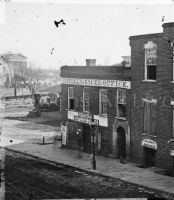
[61, 65, 123, 68]
[129, 33, 162, 40]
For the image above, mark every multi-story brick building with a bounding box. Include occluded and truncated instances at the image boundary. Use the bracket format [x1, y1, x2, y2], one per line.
[130, 22, 174, 169]
[61, 59, 131, 159]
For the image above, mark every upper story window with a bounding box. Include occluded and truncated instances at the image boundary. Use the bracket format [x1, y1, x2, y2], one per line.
[83, 87, 89, 112]
[99, 89, 107, 115]
[143, 99, 157, 136]
[144, 41, 157, 81]
[68, 87, 74, 110]
[117, 89, 126, 118]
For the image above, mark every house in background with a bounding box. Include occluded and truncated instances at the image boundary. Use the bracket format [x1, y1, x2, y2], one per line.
[0, 58, 8, 86]
[0, 53, 28, 86]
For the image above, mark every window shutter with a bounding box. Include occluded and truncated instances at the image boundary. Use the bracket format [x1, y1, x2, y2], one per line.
[147, 102, 151, 134]
[143, 101, 147, 133]
[151, 103, 156, 135]
[144, 101, 150, 134]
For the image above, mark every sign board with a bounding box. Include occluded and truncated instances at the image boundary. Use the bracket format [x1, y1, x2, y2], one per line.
[171, 150, 174, 156]
[142, 139, 157, 150]
[68, 111, 108, 127]
[74, 114, 99, 126]
[61, 125, 67, 146]
[61, 78, 131, 89]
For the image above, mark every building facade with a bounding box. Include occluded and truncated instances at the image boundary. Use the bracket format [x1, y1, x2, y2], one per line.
[0, 53, 27, 86]
[130, 22, 174, 169]
[61, 60, 131, 159]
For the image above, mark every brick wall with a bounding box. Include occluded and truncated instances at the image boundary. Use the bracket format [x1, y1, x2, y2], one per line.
[130, 33, 174, 168]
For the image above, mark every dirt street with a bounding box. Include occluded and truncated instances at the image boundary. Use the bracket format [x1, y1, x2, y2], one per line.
[4, 150, 174, 200]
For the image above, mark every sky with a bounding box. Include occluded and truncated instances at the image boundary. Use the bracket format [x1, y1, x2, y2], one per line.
[0, 1, 174, 69]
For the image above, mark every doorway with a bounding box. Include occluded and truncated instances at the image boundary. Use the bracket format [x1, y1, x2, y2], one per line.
[143, 147, 156, 167]
[117, 126, 126, 159]
[82, 125, 91, 153]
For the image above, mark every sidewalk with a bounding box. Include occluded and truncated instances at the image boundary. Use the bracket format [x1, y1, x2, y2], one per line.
[5, 141, 174, 196]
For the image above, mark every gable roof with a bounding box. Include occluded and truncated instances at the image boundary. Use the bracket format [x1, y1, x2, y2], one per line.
[0, 53, 27, 62]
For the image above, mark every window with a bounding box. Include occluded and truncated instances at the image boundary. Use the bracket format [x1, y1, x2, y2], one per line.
[143, 100, 157, 135]
[144, 41, 157, 81]
[117, 89, 126, 118]
[99, 89, 107, 115]
[68, 87, 74, 110]
[83, 87, 89, 112]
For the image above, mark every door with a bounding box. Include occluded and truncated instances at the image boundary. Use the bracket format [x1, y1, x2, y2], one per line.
[143, 147, 156, 167]
[117, 126, 126, 159]
[82, 125, 91, 153]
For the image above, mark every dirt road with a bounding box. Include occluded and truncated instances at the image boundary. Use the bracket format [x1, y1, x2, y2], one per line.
[4, 150, 174, 200]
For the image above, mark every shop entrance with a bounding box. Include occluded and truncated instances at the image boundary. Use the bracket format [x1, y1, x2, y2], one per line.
[143, 147, 156, 167]
[117, 126, 126, 159]
[82, 125, 91, 153]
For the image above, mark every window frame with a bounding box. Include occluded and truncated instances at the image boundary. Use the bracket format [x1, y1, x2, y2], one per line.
[143, 99, 157, 136]
[83, 87, 90, 113]
[99, 89, 108, 115]
[144, 41, 157, 81]
[68, 87, 74, 110]
[117, 89, 126, 119]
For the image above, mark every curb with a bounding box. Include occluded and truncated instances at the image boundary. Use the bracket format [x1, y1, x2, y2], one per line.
[4, 147, 174, 197]
[4, 147, 100, 176]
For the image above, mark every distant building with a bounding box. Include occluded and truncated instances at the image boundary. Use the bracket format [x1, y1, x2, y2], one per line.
[0, 53, 27, 86]
[0, 58, 8, 86]
[61, 59, 131, 158]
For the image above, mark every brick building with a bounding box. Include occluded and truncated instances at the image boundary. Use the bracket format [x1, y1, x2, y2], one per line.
[130, 22, 174, 169]
[61, 59, 131, 159]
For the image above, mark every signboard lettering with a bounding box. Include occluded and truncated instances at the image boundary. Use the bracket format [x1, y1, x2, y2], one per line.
[142, 139, 157, 150]
[73, 114, 99, 126]
[61, 78, 131, 89]
[68, 111, 108, 127]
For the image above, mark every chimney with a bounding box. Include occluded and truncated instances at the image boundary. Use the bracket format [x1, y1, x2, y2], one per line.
[162, 22, 174, 41]
[122, 56, 131, 67]
[86, 59, 96, 67]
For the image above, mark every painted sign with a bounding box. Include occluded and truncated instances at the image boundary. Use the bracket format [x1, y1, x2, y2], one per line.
[61, 78, 131, 89]
[61, 125, 67, 146]
[68, 111, 108, 127]
[74, 113, 99, 126]
[171, 150, 174, 156]
[142, 139, 157, 150]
